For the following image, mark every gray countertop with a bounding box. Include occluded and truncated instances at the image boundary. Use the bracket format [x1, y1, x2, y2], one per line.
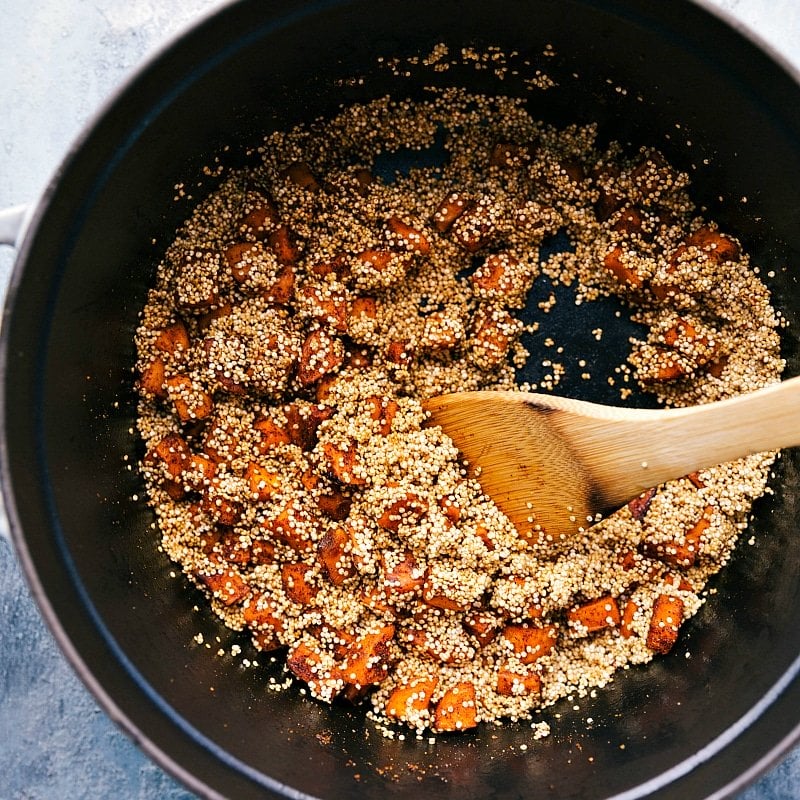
[1, 1, 799, 797]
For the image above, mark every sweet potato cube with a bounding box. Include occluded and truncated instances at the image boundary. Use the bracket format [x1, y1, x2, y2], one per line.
[282, 161, 320, 191]
[463, 611, 502, 646]
[620, 598, 639, 639]
[139, 357, 167, 398]
[377, 493, 428, 532]
[366, 395, 399, 436]
[318, 527, 355, 586]
[154, 320, 191, 355]
[244, 461, 281, 500]
[433, 682, 477, 732]
[496, 669, 541, 697]
[628, 487, 657, 521]
[220, 531, 252, 565]
[358, 586, 399, 619]
[262, 504, 315, 553]
[250, 537, 277, 565]
[381, 550, 425, 595]
[237, 194, 279, 239]
[151, 432, 191, 479]
[501, 624, 558, 665]
[642, 505, 712, 569]
[165, 374, 214, 422]
[432, 192, 471, 233]
[385, 339, 414, 366]
[422, 572, 464, 612]
[603, 245, 644, 289]
[342, 625, 396, 686]
[567, 595, 621, 633]
[300, 284, 349, 333]
[385, 677, 438, 721]
[315, 490, 352, 521]
[284, 402, 334, 451]
[610, 206, 645, 236]
[263, 265, 295, 305]
[323, 440, 367, 486]
[385, 216, 431, 255]
[646, 594, 684, 654]
[471, 252, 520, 295]
[350, 295, 377, 319]
[297, 329, 344, 386]
[254, 416, 291, 452]
[200, 480, 243, 527]
[438, 495, 461, 523]
[281, 563, 319, 606]
[196, 559, 249, 606]
[286, 642, 342, 702]
[267, 224, 300, 265]
[451, 198, 496, 253]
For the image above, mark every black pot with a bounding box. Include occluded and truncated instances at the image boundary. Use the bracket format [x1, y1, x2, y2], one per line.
[3, 1, 800, 798]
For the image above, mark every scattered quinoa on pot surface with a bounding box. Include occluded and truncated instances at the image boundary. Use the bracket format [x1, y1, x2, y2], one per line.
[135, 89, 784, 737]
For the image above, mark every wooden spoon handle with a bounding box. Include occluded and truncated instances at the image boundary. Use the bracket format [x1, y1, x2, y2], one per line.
[558, 376, 800, 505]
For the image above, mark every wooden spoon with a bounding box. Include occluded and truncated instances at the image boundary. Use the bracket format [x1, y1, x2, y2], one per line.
[424, 378, 800, 544]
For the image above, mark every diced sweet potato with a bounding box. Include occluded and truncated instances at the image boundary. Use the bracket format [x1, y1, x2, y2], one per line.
[471, 253, 520, 295]
[489, 141, 531, 168]
[620, 598, 639, 639]
[432, 192, 472, 233]
[422, 570, 464, 612]
[496, 668, 541, 697]
[317, 527, 355, 586]
[299, 284, 349, 333]
[603, 245, 644, 289]
[254, 416, 291, 452]
[669, 225, 741, 267]
[220, 531, 252, 565]
[263, 265, 296, 305]
[165, 374, 214, 422]
[268, 225, 300, 266]
[344, 346, 373, 369]
[284, 402, 334, 451]
[196, 558, 249, 606]
[315, 490, 352, 521]
[463, 610, 502, 646]
[501, 624, 558, 665]
[358, 586, 399, 619]
[469, 307, 519, 370]
[350, 295, 377, 320]
[286, 642, 342, 702]
[323, 440, 367, 486]
[377, 494, 428, 532]
[628, 487, 657, 521]
[450, 197, 496, 252]
[567, 595, 621, 633]
[297, 329, 344, 386]
[385, 216, 431, 255]
[307, 623, 355, 660]
[237, 193, 279, 239]
[433, 682, 477, 732]
[250, 537, 277, 565]
[200, 480, 243, 527]
[366, 395, 399, 436]
[438, 495, 461, 523]
[282, 161, 320, 192]
[342, 625, 396, 686]
[381, 550, 425, 595]
[251, 629, 283, 653]
[245, 593, 283, 636]
[642, 505, 713, 568]
[385, 339, 415, 366]
[610, 206, 645, 237]
[262, 504, 316, 553]
[385, 676, 438, 721]
[150, 432, 191, 479]
[244, 461, 281, 500]
[646, 594, 684, 654]
[224, 241, 264, 284]
[139, 357, 167, 398]
[154, 320, 191, 355]
[281, 563, 319, 606]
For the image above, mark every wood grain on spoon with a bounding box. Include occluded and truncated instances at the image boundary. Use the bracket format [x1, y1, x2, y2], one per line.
[424, 378, 800, 543]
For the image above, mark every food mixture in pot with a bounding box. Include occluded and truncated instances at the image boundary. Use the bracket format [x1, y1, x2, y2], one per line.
[135, 89, 783, 736]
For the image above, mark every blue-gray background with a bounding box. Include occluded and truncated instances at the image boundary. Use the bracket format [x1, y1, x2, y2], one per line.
[1, 1, 799, 797]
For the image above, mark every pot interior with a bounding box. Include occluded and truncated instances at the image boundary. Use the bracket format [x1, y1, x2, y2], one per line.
[4, 1, 800, 798]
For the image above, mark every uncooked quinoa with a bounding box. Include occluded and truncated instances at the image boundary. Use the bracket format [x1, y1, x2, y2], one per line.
[135, 89, 784, 736]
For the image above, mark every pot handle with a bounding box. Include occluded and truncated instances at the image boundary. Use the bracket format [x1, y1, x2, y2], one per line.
[0, 204, 28, 247]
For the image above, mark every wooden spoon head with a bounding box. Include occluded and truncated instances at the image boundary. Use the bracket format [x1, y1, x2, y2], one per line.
[424, 392, 599, 546]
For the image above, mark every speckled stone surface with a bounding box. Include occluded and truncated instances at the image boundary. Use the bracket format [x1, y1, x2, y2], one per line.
[1, 1, 800, 798]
